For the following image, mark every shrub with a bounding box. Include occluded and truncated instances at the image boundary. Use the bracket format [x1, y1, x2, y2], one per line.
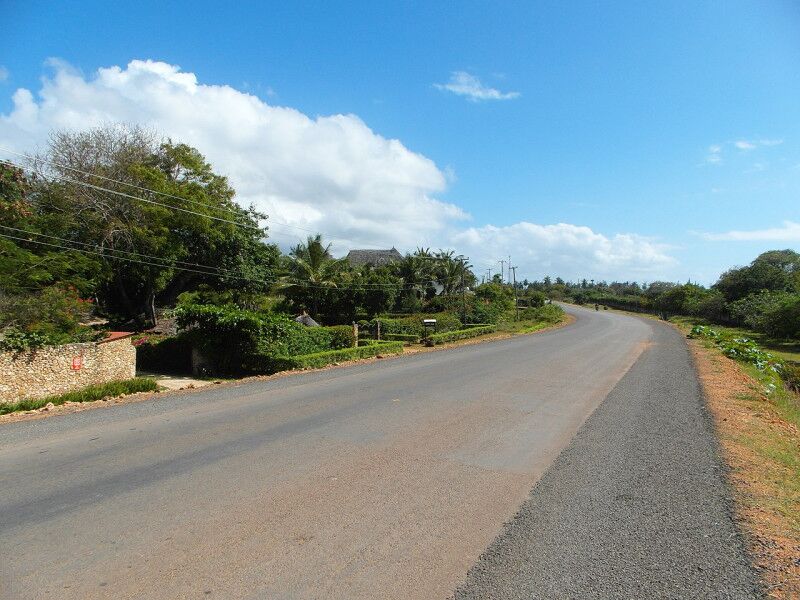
[381, 333, 420, 344]
[269, 341, 403, 371]
[175, 303, 348, 374]
[372, 312, 462, 337]
[519, 304, 564, 324]
[0, 285, 97, 347]
[0, 377, 158, 415]
[426, 325, 496, 345]
[326, 324, 356, 349]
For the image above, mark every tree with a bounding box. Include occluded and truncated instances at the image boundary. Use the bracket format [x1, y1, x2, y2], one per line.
[715, 250, 800, 302]
[283, 234, 348, 318]
[26, 126, 277, 326]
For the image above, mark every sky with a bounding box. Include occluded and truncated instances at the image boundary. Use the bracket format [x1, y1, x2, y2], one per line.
[1, 0, 799, 284]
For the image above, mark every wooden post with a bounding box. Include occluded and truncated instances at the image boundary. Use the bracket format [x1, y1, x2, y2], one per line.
[376, 319, 381, 341]
[352, 322, 359, 347]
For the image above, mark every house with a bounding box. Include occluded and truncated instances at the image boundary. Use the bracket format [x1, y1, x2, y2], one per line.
[345, 247, 403, 267]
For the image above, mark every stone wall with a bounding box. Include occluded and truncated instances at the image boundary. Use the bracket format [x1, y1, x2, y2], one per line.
[0, 336, 136, 404]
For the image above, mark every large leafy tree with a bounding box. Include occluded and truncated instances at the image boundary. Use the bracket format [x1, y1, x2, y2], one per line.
[715, 249, 800, 302]
[4, 125, 279, 327]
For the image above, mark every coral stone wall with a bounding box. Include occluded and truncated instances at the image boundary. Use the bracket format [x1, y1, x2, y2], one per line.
[0, 337, 136, 404]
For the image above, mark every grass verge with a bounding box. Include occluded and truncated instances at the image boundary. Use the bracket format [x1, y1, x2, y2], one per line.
[0, 377, 159, 415]
[678, 322, 800, 598]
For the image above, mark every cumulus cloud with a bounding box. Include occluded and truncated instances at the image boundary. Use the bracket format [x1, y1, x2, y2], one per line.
[452, 222, 676, 281]
[702, 221, 800, 242]
[0, 59, 677, 280]
[0, 59, 466, 250]
[434, 71, 520, 102]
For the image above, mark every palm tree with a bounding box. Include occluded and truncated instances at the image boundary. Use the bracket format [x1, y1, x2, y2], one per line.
[282, 234, 346, 317]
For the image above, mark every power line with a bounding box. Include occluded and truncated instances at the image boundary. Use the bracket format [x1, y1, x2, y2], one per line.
[0, 146, 257, 223]
[1, 229, 466, 291]
[0, 158, 260, 230]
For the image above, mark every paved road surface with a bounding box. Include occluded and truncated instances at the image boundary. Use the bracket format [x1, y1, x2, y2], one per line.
[0, 306, 759, 599]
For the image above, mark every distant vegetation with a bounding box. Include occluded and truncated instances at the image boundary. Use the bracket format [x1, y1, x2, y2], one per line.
[0, 124, 563, 374]
[532, 249, 800, 341]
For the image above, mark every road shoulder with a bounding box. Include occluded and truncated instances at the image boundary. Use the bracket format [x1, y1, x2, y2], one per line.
[454, 317, 762, 599]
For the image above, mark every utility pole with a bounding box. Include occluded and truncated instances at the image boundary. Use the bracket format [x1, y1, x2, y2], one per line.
[498, 259, 506, 284]
[486, 268, 492, 283]
[510, 265, 519, 321]
[457, 254, 468, 324]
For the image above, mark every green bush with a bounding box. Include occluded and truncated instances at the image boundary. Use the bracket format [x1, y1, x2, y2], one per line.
[270, 341, 403, 371]
[381, 332, 420, 343]
[0, 378, 158, 415]
[326, 324, 356, 349]
[519, 304, 564, 324]
[175, 303, 354, 374]
[426, 325, 496, 345]
[372, 312, 462, 337]
[135, 335, 193, 373]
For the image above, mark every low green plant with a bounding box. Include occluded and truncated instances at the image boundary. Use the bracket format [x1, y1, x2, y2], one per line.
[0, 377, 158, 415]
[426, 325, 496, 345]
[269, 341, 403, 371]
[380, 333, 421, 343]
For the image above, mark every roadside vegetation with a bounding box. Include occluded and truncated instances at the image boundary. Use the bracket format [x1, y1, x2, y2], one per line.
[0, 377, 158, 415]
[0, 123, 564, 385]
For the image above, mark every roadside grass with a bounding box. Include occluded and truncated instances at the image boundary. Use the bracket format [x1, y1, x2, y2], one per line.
[678, 322, 800, 597]
[0, 377, 159, 415]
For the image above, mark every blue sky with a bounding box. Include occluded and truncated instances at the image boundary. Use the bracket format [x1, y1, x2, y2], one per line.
[2, 0, 799, 283]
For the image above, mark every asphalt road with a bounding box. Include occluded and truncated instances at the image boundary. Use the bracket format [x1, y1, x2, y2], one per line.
[0, 305, 759, 599]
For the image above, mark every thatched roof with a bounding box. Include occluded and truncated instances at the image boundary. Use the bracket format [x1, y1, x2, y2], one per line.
[346, 247, 403, 267]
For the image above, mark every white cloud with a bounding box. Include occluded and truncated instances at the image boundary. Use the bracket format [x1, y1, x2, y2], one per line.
[702, 221, 800, 242]
[434, 71, 520, 102]
[0, 66, 8, 82]
[734, 138, 783, 151]
[0, 59, 466, 250]
[0, 59, 677, 281]
[452, 222, 676, 281]
[706, 144, 723, 164]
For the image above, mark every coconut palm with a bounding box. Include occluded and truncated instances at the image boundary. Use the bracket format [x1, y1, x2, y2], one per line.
[282, 234, 347, 317]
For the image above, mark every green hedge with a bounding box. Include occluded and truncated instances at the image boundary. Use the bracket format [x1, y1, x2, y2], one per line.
[426, 325, 496, 345]
[271, 341, 403, 371]
[327, 324, 357, 349]
[0, 377, 159, 415]
[381, 333, 420, 343]
[371, 312, 462, 337]
[174, 304, 356, 374]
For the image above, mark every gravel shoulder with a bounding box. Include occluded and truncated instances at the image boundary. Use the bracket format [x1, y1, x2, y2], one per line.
[453, 316, 763, 599]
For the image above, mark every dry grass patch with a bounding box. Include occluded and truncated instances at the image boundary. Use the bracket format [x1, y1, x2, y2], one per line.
[689, 337, 800, 598]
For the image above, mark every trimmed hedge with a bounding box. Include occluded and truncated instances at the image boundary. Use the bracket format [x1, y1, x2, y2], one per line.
[327, 324, 357, 349]
[381, 333, 421, 343]
[174, 304, 357, 374]
[426, 325, 496, 345]
[372, 312, 462, 337]
[271, 341, 403, 371]
[0, 377, 159, 415]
